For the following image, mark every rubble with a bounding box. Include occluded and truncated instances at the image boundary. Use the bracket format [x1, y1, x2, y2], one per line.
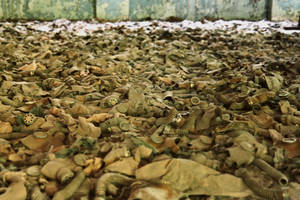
[0, 19, 299, 200]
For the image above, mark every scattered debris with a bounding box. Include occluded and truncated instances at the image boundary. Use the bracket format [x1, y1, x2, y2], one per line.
[0, 19, 299, 200]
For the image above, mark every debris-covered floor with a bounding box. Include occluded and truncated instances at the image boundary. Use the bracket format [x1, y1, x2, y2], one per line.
[0, 19, 300, 200]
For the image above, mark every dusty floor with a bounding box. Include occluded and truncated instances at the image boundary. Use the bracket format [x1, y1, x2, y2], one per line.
[0, 20, 300, 200]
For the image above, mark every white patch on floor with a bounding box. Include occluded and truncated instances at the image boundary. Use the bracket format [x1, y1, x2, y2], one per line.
[2, 19, 299, 36]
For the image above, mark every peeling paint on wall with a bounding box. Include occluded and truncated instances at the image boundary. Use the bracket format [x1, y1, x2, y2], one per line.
[174, 0, 195, 20]
[195, 0, 217, 20]
[0, 0, 7, 19]
[151, 0, 177, 20]
[272, 0, 300, 21]
[215, 0, 266, 20]
[0, 0, 298, 21]
[97, 0, 129, 21]
[128, 0, 266, 21]
[129, 0, 195, 21]
[129, 0, 152, 20]
[97, 2, 109, 20]
[0, 0, 94, 20]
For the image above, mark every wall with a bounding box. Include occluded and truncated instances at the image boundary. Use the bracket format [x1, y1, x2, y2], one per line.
[272, 0, 300, 21]
[97, 0, 129, 21]
[127, 0, 266, 21]
[0, 0, 298, 21]
[96, 0, 267, 21]
[0, 0, 94, 20]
